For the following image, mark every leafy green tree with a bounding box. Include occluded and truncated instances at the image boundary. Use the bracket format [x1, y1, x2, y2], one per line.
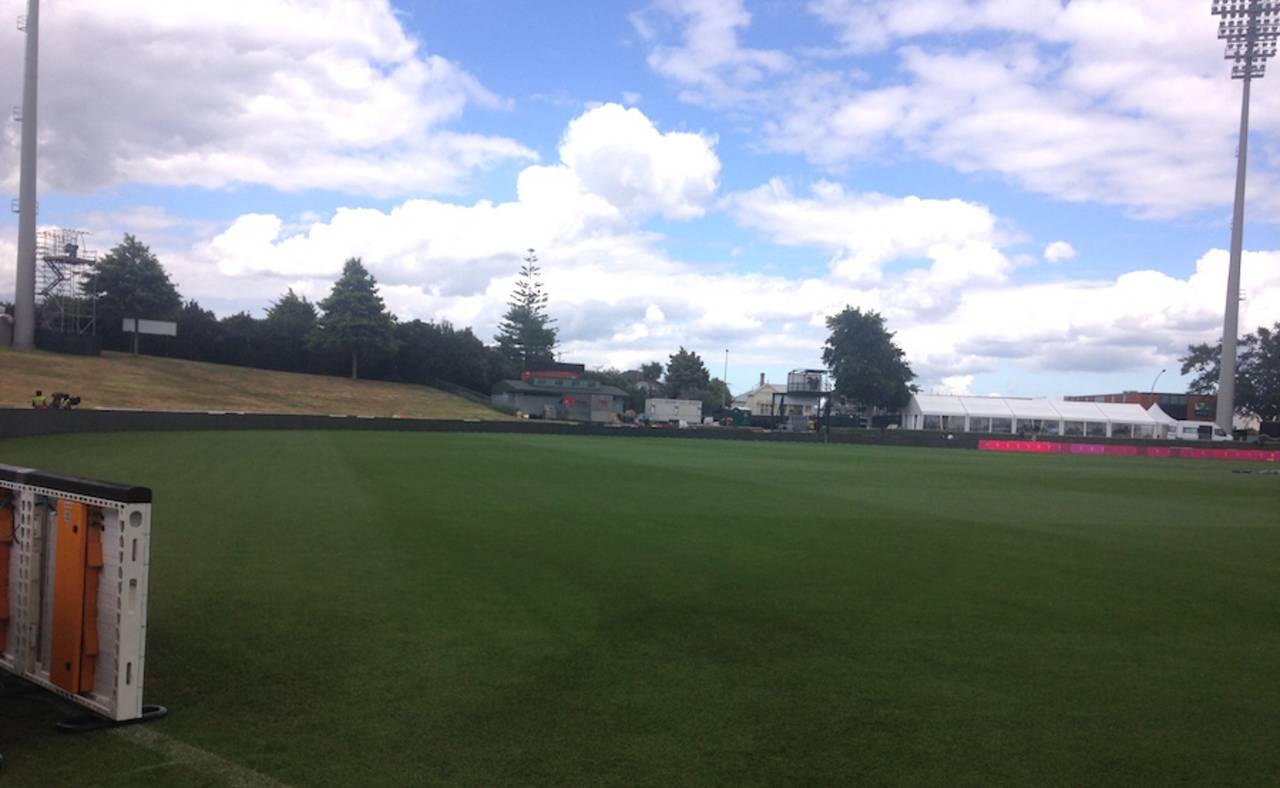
[313, 258, 397, 379]
[582, 367, 646, 412]
[215, 312, 261, 367]
[639, 361, 664, 383]
[263, 288, 318, 371]
[822, 307, 916, 413]
[495, 249, 558, 369]
[394, 320, 505, 393]
[708, 378, 732, 410]
[676, 378, 732, 417]
[1181, 322, 1280, 422]
[173, 300, 221, 361]
[664, 347, 711, 398]
[89, 234, 182, 353]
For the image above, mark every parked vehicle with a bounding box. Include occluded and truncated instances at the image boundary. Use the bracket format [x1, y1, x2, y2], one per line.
[1169, 420, 1232, 442]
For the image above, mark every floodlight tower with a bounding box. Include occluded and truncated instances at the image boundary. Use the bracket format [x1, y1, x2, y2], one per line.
[1211, 0, 1278, 433]
[12, 0, 40, 350]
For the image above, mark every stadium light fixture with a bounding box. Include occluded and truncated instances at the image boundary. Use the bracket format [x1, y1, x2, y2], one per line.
[1210, 0, 1279, 433]
[12, 0, 39, 350]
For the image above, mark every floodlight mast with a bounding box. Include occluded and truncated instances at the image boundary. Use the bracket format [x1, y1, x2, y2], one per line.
[12, 0, 39, 350]
[1211, 0, 1279, 433]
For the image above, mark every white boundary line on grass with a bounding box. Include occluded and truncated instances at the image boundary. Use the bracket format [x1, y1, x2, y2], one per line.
[113, 725, 291, 787]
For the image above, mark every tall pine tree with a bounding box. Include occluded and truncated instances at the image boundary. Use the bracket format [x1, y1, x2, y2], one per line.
[313, 258, 396, 379]
[495, 249, 558, 369]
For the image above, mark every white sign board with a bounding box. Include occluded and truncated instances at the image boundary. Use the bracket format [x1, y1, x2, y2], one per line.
[122, 318, 178, 337]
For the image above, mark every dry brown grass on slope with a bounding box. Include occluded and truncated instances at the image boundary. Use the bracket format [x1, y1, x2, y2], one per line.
[0, 347, 509, 420]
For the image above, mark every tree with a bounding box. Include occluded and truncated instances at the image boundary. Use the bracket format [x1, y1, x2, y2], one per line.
[173, 300, 221, 361]
[582, 367, 646, 412]
[263, 288, 318, 371]
[90, 234, 182, 354]
[639, 361, 664, 383]
[215, 311, 261, 367]
[664, 347, 711, 398]
[676, 378, 732, 416]
[394, 320, 505, 393]
[822, 307, 916, 413]
[1181, 322, 1280, 422]
[708, 378, 732, 410]
[313, 258, 397, 379]
[495, 249, 558, 369]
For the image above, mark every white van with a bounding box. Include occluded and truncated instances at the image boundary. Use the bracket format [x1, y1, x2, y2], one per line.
[1170, 421, 1232, 442]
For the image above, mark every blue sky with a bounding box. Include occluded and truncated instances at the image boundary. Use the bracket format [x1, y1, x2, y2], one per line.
[2, 0, 1279, 398]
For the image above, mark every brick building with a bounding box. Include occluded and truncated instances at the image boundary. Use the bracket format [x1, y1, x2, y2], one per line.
[1064, 391, 1216, 422]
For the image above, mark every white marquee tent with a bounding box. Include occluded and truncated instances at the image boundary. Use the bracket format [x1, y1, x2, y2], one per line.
[902, 395, 1163, 438]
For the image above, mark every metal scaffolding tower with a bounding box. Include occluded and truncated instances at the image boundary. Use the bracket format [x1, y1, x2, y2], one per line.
[35, 228, 97, 336]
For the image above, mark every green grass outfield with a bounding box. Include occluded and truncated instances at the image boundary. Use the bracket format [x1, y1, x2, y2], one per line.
[1, 432, 1278, 786]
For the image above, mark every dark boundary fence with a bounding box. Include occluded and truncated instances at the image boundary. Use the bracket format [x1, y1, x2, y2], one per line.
[2, 408, 1256, 455]
[0, 408, 981, 449]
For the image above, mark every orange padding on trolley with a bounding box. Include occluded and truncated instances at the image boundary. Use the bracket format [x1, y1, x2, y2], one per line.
[51, 501, 89, 694]
[0, 495, 12, 654]
[80, 510, 104, 691]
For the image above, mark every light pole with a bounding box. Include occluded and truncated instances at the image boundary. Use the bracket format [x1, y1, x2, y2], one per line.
[1210, 0, 1278, 433]
[12, 0, 40, 350]
[722, 349, 729, 408]
[1150, 368, 1166, 394]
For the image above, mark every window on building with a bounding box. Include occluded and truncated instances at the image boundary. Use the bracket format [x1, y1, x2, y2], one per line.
[1086, 422, 1107, 437]
[1041, 421, 1061, 436]
[1135, 425, 1155, 439]
[969, 417, 991, 433]
[1017, 419, 1044, 434]
[990, 418, 1013, 433]
[942, 415, 965, 431]
[1111, 423, 1133, 438]
[923, 415, 943, 430]
[1064, 421, 1084, 436]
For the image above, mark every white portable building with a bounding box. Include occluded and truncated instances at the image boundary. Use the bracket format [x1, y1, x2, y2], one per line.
[645, 398, 702, 424]
[902, 395, 1163, 438]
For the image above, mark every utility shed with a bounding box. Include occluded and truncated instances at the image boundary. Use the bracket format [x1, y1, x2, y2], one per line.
[902, 395, 1162, 438]
[645, 398, 702, 424]
[492, 378, 627, 422]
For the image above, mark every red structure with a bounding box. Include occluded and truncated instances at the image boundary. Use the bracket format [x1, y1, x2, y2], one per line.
[518, 362, 585, 382]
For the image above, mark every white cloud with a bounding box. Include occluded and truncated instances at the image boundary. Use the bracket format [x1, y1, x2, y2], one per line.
[559, 104, 720, 220]
[0, 0, 534, 196]
[937, 375, 975, 395]
[1044, 241, 1076, 264]
[192, 103, 719, 291]
[108, 100, 1274, 393]
[638, 0, 1280, 217]
[725, 179, 1011, 287]
[631, 0, 790, 106]
[898, 248, 1280, 383]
